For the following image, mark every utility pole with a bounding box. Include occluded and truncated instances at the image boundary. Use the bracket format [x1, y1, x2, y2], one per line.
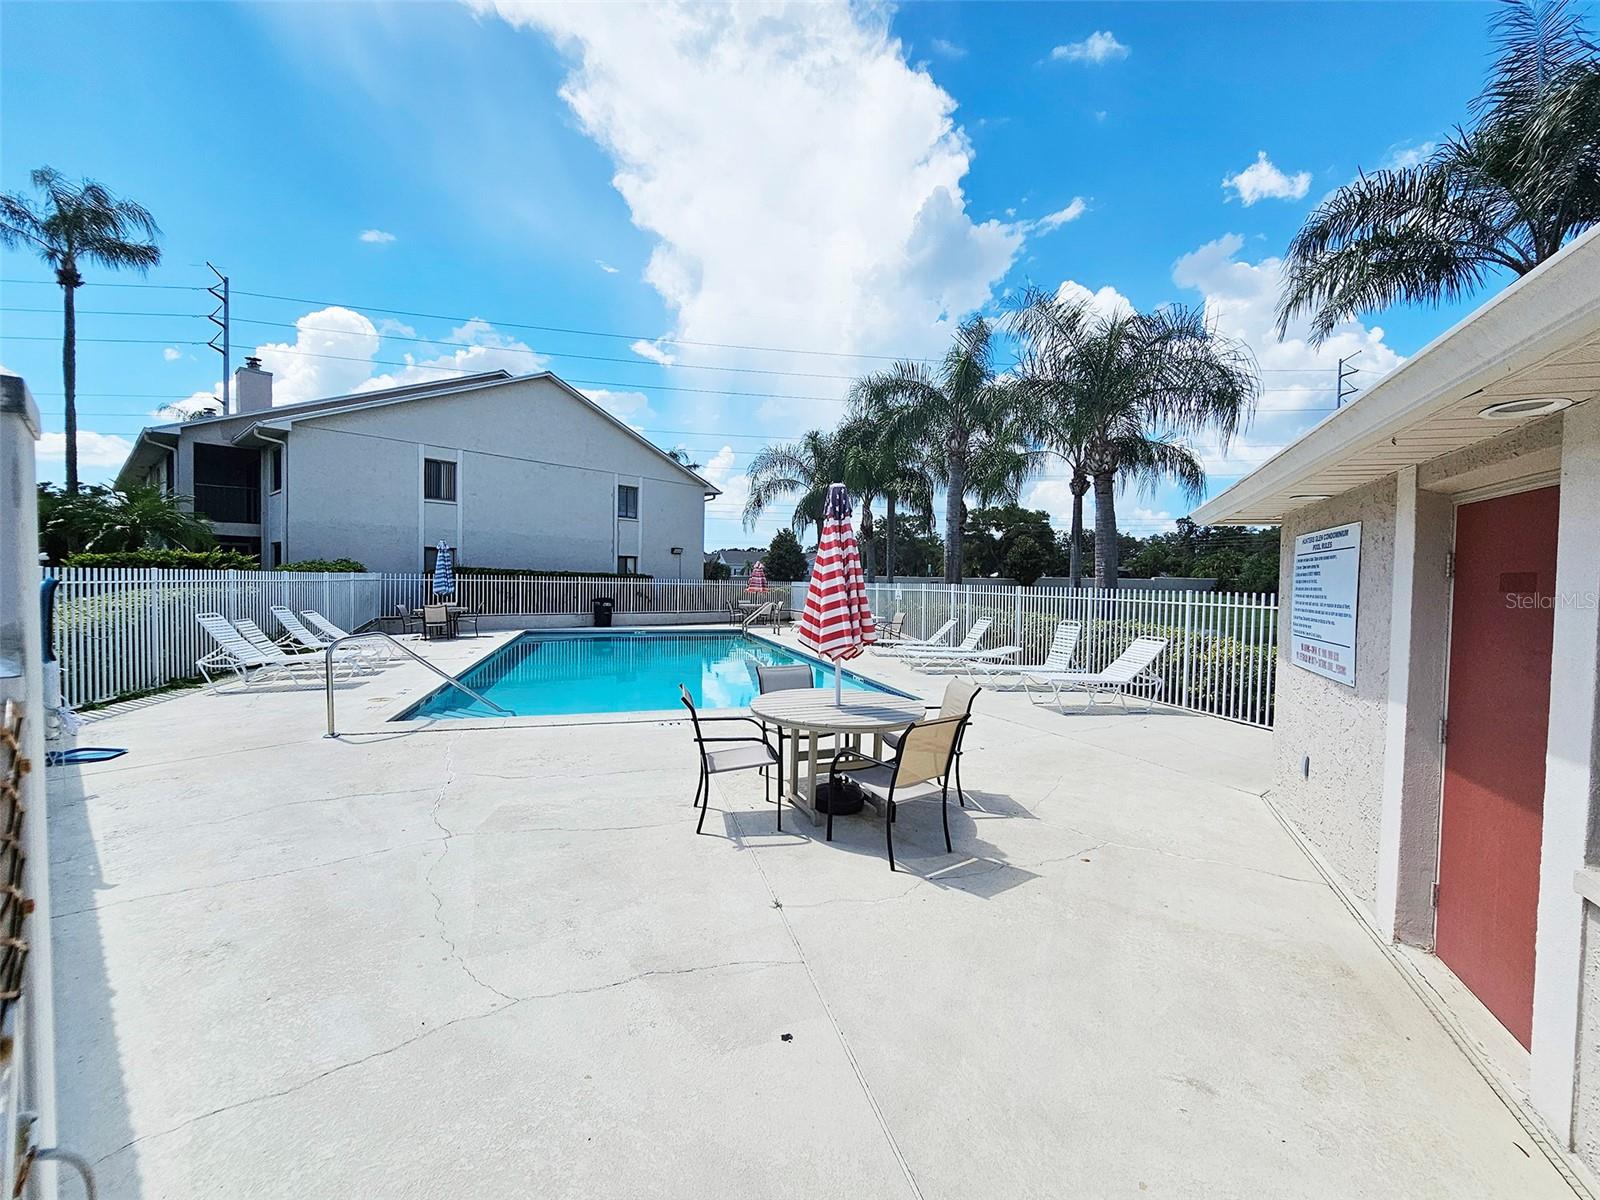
[1336, 351, 1361, 408]
[206, 262, 230, 414]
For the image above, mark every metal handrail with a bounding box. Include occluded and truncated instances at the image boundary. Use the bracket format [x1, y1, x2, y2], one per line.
[323, 631, 511, 737]
[740, 601, 776, 632]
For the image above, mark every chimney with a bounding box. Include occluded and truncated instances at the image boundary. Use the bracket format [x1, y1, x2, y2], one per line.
[234, 356, 273, 414]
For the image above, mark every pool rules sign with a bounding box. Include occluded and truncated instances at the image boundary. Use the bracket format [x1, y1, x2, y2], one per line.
[1290, 521, 1361, 686]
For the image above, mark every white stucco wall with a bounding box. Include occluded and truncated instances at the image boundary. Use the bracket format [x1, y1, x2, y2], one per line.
[1272, 476, 1398, 913]
[278, 376, 707, 574]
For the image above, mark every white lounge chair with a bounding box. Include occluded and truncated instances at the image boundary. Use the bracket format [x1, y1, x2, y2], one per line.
[874, 617, 957, 654]
[194, 612, 325, 690]
[1021, 635, 1170, 712]
[889, 617, 995, 660]
[271, 606, 381, 670]
[972, 620, 1082, 687]
[237, 617, 359, 679]
[303, 610, 397, 663]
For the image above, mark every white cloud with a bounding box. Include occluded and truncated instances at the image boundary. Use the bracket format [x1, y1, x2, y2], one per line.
[1055, 279, 1134, 320]
[38, 430, 133, 466]
[629, 338, 677, 367]
[1030, 197, 1086, 233]
[357, 317, 548, 393]
[254, 306, 383, 404]
[162, 347, 182, 362]
[1051, 32, 1129, 64]
[582, 388, 656, 429]
[156, 390, 223, 421]
[1222, 152, 1310, 206]
[377, 317, 417, 338]
[699, 444, 747, 513]
[1382, 140, 1436, 171]
[929, 38, 965, 60]
[359, 229, 396, 244]
[596, 260, 620, 274]
[470, 0, 1024, 435]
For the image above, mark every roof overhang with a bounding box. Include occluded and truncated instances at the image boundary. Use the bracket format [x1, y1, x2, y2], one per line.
[113, 427, 181, 489]
[1193, 225, 1600, 526]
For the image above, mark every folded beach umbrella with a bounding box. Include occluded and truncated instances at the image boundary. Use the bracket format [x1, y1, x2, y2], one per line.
[747, 560, 768, 592]
[432, 542, 456, 600]
[797, 484, 877, 702]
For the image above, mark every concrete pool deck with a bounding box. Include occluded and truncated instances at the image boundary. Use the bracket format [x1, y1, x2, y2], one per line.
[49, 628, 1587, 1197]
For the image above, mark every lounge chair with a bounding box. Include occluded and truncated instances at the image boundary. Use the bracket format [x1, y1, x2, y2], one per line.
[826, 715, 967, 871]
[1021, 636, 1170, 712]
[271, 606, 379, 670]
[681, 685, 782, 833]
[194, 612, 325, 690]
[303, 609, 400, 664]
[882, 678, 980, 806]
[890, 618, 1021, 670]
[971, 621, 1081, 687]
[874, 617, 958, 655]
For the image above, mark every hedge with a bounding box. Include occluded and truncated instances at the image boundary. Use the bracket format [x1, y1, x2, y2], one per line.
[454, 567, 656, 580]
[63, 548, 261, 569]
[275, 558, 368, 573]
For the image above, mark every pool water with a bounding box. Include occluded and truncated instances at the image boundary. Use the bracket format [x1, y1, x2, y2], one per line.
[399, 631, 908, 720]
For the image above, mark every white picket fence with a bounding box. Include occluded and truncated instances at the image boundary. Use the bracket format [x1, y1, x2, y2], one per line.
[830, 581, 1280, 727]
[49, 569, 750, 708]
[49, 569, 1281, 726]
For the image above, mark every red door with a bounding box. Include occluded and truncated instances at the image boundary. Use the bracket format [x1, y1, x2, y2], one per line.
[1436, 486, 1559, 1048]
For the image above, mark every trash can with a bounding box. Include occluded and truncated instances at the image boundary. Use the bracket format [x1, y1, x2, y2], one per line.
[592, 597, 614, 628]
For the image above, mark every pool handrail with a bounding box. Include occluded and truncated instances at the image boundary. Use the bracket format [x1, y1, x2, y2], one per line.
[323, 631, 512, 737]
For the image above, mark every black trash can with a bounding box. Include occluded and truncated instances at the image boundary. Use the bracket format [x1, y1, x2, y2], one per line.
[592, 597, 615, 627]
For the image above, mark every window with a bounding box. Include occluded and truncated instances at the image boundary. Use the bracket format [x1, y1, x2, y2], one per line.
[424, 545, 457, 574]
[617, 484, 639, 520]
[617, 556, 639, 576]
[270, 541, 283, 567]
[424, 458, 457, 502]
[269, 446, 283, 493]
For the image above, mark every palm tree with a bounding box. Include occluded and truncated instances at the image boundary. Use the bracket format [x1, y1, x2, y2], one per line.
[1009, 290, 1259, 588]
[0, 168, 162, 494]
[742, 428, 845, 545]
[834, 415, 934, 582]
[1276, 0, 1600, 343]
[38, 482, 215, 559]
[851, 317, 1032, 583]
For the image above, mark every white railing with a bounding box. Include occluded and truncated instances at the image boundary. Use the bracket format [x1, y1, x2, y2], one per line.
[828, 581, 1280, 728]
[49, 569, 756, 708]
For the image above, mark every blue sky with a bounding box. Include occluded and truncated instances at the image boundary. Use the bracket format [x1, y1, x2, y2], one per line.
[1, 1, 1517, 550]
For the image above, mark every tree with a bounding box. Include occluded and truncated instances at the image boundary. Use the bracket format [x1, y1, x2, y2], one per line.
[962, 505, 1063, 579]
[764, 528, 809, 582]
[1003, 535, 1054, 587]
[835, 415, 934, 584]
[1, 168, 161, 492]
[1276, 0, 1600, 343]
[1010, 290, 1258, 589]
[743, 428, 844, 545]
[38, 482, 215, 562]
[851, 317, 1034, 583]
[703, 558, 732, 581]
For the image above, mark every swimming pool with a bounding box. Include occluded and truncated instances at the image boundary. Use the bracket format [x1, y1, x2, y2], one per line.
[398, 630, 909, 720]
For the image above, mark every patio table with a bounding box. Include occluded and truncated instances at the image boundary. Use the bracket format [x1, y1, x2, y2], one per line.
[749, 688, 925, 826]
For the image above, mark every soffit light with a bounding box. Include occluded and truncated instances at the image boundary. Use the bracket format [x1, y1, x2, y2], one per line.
[1290, 494, 1332, 501]
[1477, 396, 1574, 420]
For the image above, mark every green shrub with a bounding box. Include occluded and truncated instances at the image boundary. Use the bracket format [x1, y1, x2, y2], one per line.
[63, 548, 259, 569]
[275, 558, 368, 573]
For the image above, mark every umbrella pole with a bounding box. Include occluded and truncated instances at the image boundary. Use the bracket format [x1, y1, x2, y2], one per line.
[834, 661, 843, 705]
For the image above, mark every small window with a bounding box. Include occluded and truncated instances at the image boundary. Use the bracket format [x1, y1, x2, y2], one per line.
[617, 556, 639, 576]
[617, 484, 639, 520]
[270, 541, 283, 567]
[269, 446, 283, 493]
[424, 544, 456, 574]
[424, 458, 457, 502]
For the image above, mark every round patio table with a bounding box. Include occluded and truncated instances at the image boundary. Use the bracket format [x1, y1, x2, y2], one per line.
[750, 688, 926, 827]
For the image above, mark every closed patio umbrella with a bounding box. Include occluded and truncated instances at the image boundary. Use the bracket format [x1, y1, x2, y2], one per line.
[747, 561, 768, 592]
[432, 542, 455, 601]
[797, 484, 876, 703]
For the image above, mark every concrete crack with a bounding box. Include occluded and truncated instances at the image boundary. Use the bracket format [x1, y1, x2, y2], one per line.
[423, 734, 519, 1005]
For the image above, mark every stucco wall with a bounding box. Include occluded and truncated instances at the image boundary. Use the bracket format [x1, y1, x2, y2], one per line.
[278, 377, 706, 574]
[1272, 475, 1398, 912]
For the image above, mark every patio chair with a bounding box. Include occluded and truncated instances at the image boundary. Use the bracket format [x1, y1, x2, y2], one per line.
[1021, 636, 1170, 712]
[874, 617, 958, 655]
[300, 609, 396, 666]
[879, 612, 906, 640]
[386, 603, 421, 636]
[422, 604, 453, 640]
[194, 612, 324, 690]
[681, 685, 782, 834]
[453, 606, 481, 637]
[827, 715, 967, 871]
[882, 678, 980, 806]
[753, 663, 815, 780]
[972, 621, 1081, 688]
[270, 606, 378, 671]
[728, 599, 743, 626]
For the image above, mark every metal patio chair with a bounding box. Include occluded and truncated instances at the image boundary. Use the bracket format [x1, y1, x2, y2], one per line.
[681, 685, 781, 834]
[827, 714, 968, 871]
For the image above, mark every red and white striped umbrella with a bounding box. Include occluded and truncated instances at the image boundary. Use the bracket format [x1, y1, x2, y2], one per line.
[797, 484, 876, 700]
[747, 561, 768, 592]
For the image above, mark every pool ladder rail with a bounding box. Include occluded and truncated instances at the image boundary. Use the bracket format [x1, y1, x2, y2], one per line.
[323, 631, 512, 737]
